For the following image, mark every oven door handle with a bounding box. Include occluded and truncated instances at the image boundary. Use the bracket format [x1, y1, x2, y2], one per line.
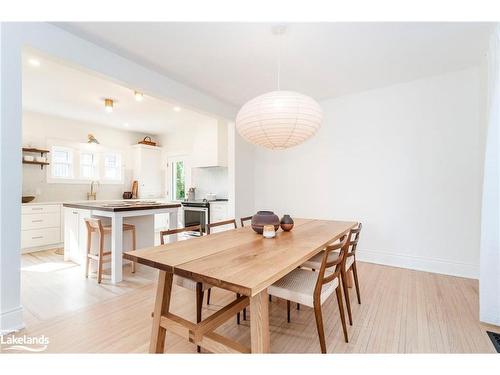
[183, 207, 208, 212]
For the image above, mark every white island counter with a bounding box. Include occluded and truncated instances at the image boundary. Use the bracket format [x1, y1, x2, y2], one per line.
[63, 200, 181, 283]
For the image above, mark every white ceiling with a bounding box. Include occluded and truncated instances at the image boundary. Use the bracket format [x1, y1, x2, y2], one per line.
[56, 22, 493, 107]
[22, 51, 217, 135]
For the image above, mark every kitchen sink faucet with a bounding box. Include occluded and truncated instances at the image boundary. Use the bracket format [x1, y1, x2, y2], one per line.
[87, 180, 100, 200]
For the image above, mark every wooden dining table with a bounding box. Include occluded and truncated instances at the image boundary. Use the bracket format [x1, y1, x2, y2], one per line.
[124, 218, 358, 354]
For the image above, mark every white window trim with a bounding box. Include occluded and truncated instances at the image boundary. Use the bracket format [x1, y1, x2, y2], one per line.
[79, 150, 99, 181]
[46, 140, 124, 185]
[48, 145, 74, 182]
[167, 155, 188, 202]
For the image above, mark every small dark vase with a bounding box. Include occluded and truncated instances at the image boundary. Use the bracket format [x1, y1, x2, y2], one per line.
[280, 214, 294, 231]
[122, 192, 133, 199]
[251, 211, 280, 234]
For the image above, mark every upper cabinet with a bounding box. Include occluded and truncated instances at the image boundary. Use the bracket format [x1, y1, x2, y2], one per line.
[132, 144, 163, 198]
[191, 120, 228, 168]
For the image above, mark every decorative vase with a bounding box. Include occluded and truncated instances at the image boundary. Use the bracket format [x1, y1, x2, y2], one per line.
[251, 211, 280, 234]
[280, 214, 294, 231]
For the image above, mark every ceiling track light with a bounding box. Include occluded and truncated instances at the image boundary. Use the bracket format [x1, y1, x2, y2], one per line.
[104, 98, 114, 113]
[134, 91, 144, 101]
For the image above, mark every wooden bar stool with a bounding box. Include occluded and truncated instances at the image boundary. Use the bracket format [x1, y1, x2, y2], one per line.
[84, 218, 136, 284]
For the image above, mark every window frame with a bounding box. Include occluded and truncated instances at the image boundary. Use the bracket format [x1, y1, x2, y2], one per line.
[168, 156, 187, 201]
[46, 140, 124, 185]
[79, 150, 99, 180]
[49, 145, 74, 181]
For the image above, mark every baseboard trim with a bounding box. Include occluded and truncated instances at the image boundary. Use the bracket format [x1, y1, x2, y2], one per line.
[357, 249, 479, 279]
[480, 313, 500, 327]
[21, 243, 63, 254]
[0, 305, 25, 335]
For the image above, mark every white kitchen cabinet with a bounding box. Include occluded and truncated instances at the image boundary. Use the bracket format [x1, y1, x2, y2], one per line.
[132, 144, 163, 198]
[210, 202, 230, 227]
[63, 207, 90, 263]
[21, 212, 60, 230]
[191, 120, 228, 168]
[21, 227, 61, 249]
[21, 204, 63, 252]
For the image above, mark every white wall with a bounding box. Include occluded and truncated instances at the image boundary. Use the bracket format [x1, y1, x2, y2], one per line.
[479, 27, 500, 326]
[0, 22, 237, 334]
[22, 111, 147, 202]
[234, 130, 256, 220]
[254, 67, 485, 279]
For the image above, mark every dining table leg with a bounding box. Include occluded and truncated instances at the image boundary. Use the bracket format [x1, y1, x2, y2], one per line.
[249, 289, 270, 353]
[149, 270, 173, 353]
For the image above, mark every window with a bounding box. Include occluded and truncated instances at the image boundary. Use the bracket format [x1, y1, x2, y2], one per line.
[80, 152, 98, 180]
[48, 142, 123, 184]
[51, 146, 73, 179]
[171, 159, 185, 200]
[103, 153, 122, 181]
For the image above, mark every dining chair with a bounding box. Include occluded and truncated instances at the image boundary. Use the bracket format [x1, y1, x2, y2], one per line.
[205, 219, 238, 305]
[207, 218, 238, 234]
[268, 233, 350, 353]
[240, 216, 252, 227]
[160, 225, 207, 352]
[301, 223, 363, 326]
[240, 215, 272, 303]
[206, 218, 247, 324]
[84, 218, 136, 284]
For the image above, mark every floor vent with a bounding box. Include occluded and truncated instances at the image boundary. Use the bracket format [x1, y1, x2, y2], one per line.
[487, 331, 500, 353]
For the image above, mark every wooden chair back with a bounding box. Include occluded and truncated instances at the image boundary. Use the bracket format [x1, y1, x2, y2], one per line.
[346, 223, 362, 257]
[240, 216, 252, 227]
[84, 218, 104, 236]
[207, 219, 237, 234]
[313, 232, 351, 301]
[160, 225, 201, 245]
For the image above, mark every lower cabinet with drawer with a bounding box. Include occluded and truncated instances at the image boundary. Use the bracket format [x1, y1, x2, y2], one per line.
[209, 202, 230, 233]
[21, 204, 63, 253]
[21, 227, 61, 249]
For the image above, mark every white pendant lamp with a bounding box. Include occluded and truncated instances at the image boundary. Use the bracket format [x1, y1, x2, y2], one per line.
[235, 26, 323, 150]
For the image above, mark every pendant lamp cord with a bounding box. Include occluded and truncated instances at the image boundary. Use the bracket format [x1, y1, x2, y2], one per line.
[277, 30, 282, 90]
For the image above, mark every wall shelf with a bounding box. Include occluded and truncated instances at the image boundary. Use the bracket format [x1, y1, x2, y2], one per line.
[22, 147, 50, 169]
[22, 160, 50, 170]
[22, 147, 50, 154]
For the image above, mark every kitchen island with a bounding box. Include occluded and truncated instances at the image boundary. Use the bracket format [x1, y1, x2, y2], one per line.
[63, 200, 181, 283]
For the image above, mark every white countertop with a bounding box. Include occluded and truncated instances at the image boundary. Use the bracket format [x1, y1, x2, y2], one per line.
[22, 198, 172, 206]
[22, 198, 230, 206]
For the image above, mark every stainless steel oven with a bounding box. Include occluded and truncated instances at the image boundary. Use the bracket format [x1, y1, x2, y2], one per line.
[181, 200, 210, 235]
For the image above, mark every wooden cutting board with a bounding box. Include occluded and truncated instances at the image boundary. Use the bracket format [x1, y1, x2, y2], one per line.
[131, 180, 138, 199]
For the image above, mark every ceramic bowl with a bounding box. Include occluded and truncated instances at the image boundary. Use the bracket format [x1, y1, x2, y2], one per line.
[251, 211, 280, 234]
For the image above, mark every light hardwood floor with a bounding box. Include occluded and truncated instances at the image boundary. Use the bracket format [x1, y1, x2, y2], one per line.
[4, 249, 498, 353]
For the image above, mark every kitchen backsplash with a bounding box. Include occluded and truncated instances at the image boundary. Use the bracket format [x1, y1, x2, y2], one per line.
[22, 167, 134, 202]
[191, 166, 228, 200]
